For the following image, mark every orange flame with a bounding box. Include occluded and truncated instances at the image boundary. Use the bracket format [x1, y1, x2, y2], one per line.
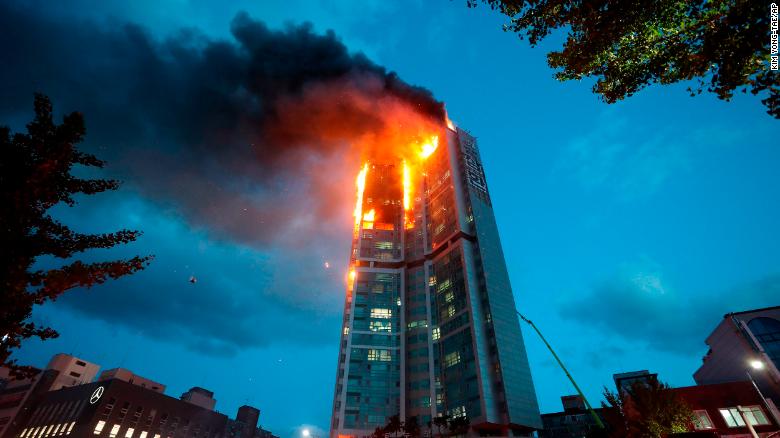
[353, 163, 368, 230]
[402, 161, 413, 228]
[363, 209, 375, 222]
[419, 136, 439, 160]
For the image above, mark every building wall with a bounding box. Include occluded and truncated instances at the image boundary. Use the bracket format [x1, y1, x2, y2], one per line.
[0, 369, 59, 438]
[7, 379, 228, 438]
[674, 381, 780, 436]
[98, 369, 166, 394]
[45, 354, 99, 391]
[694, 307, 780, 404]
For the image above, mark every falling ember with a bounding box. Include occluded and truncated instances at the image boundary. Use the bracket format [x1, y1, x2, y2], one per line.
[353, 163, 369, 230]
[419, 136, 439, 159]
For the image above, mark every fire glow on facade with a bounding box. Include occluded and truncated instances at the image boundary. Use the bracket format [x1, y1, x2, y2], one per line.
[352, 135, 440, 240]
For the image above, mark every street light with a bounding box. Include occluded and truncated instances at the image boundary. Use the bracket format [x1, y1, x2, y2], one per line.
[745, 359, 780, 425]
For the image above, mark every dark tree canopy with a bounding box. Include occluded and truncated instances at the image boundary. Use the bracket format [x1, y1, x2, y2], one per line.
[0, 94, 151, 376]
[471, 0, 779, 118]
[600, 380, 693, 437]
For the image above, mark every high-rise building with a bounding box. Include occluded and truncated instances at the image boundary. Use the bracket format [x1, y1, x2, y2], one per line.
[330, 122, 541, 437]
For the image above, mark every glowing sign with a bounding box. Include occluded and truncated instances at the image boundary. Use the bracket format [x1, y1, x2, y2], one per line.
[89, 386, 104, 404]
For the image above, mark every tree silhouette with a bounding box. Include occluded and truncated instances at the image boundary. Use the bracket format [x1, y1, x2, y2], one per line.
[432, 414, 450, 438]
[600, 380, 693, 437]
[470, 0, 779, 118]
[1, 94, 151, 376]
[404, 415, 421, 437]
[447, 416, 469, 436]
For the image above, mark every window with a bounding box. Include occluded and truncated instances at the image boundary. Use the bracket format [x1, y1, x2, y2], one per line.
[367, 349, 391, 361]
[407, 320, 427, 329]
[449, 405, 466, 418]
[68, 372, 81, 378]
[139, 433, 147, 438]
[741, 406, 770, 426]
[75, 360, 87, 367]
[432, 327, 440, 341]
[94, 421, 106, 435]
[692, 411, 713, 430]
[370, 308, 392, 319]
[719, 408, 746, 427]
[66, 423, 75, 435]
[109, 424, 120, 438]
[369, 321, 391, 332]
[444, 351, 461, 368]
[374, 241, 393, 250]
[124, 428, 134, 438]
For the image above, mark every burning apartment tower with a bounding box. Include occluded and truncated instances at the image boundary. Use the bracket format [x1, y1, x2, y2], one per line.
[330, 120, 541, 437]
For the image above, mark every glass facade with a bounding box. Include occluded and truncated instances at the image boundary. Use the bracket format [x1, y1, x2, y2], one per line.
[331, 125, 540, 438]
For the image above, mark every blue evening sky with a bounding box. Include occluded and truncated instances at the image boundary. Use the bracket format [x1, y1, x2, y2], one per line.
[8, 2, 779, 438]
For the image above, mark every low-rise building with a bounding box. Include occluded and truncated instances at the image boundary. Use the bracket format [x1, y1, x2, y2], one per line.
[694, 306, 780, 405]
[672, 381, 780, 437]
[5, 378, 228, 438]
[539, 395, 604, 438]
[98, 369, 165, 394]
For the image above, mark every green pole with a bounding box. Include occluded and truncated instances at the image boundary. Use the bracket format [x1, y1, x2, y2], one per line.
[516, 310, 605, 429]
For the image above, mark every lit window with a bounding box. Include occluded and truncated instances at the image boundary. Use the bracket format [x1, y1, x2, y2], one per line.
[428, 276, 436, 286]
[370, 321, 392, 332]
[139, 433, 147, 438]
[449, 405, 466, 418]
[370, 308, 392, 319]
[66, 423, 75, 435]
[741, 406, 770, 426]
[375, 241, 393, 250]
[367, 349, 391, 361]
[447, 305, 456, 318]
[153, 435, 161, 438]
[407, 320, 428, 329]
[444, 291, 454, 303]
[125, 428, 134, 438]
[437, 279, 451, 292]
[432, 327, 440, 340]
[94, 421, 106, 435]
[51, 424, 62, 436]
[109, 424, 120, 438]
[692, 411, 713, 429]
[444, 351, 461, 368]
[20, 429, 28, 438]
[343, 326, 350, 335]
[719, 408, 746, 427]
